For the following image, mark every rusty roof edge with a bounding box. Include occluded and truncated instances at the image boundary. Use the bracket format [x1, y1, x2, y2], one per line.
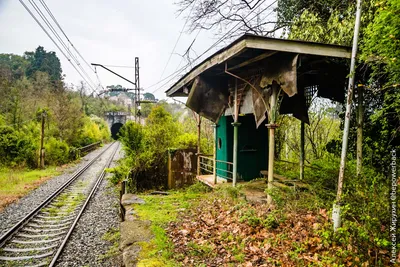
[166, 38, 248, 97]
[165, 34, 351, 96]
[246, 35, 352, 59]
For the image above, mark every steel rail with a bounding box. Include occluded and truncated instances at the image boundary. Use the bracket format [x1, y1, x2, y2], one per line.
[49, 142, 120, 266]
[0, 142, 115, 247]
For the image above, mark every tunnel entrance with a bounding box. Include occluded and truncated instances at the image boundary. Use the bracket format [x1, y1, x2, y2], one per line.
[111, 123, 123, 139]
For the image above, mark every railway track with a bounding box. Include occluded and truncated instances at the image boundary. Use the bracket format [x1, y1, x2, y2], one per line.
[0, 142, 120, 267]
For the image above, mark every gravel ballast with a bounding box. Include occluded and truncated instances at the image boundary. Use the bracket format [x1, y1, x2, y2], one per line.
[0, 143, 113, 236]
[55, 143, 123, 267]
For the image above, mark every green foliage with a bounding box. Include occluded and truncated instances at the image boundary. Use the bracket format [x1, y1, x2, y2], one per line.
[78, 116, 110, 146]
[186, 182, 212, 194]
[361, 0, 400, 85]
[24, 46, 62, 82]
[44, 137, 70, 165]
[0, 53, 29, 80]
[0, 46, 114, 169]
[143, 92, 156, 101]
[0, 126, 37, 167]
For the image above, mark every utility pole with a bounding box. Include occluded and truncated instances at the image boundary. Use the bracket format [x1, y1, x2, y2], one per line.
[333, 0, 363, 231]
[91, 59, 143, 124]
[39, 110, 46, 169]
[135, 57, 141, 124]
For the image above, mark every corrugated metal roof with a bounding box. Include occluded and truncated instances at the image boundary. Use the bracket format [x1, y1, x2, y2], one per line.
[166, 34, 351, 97]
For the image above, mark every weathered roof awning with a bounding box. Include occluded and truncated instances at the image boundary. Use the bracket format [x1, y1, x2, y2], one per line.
[166, 34, 351, 125]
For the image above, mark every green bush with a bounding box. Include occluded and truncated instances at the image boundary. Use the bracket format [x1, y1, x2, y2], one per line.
[44, 137, 70, 165]
[0, 126, 38, 167]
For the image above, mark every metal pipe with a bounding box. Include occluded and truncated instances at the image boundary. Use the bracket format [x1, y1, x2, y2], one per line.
[267, 83, 278, 205]
[91, 63, 136, 85]
[232, 122, 240, 187]
[213, 124, 218, 184]
[334, 0, 363, 231]
[300, 121, 305, 180]
[232, 79, 241, 187]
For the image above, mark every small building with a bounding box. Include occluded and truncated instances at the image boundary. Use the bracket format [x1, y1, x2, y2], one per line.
[166, 34, 351, 189]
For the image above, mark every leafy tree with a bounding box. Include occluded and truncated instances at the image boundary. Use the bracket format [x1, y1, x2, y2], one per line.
[24, 46, 62, 82]
[143, 92, 155, 101]
[0, 54, 29, 80]
[361, 0, 400, 85]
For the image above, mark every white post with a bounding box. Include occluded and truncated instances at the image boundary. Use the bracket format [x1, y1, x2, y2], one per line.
[232, 79, 240, 187]
[334, 0, 363, 231]
[267, 83, 279, 204]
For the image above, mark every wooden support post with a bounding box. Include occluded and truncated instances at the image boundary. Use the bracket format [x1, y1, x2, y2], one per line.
[267, 83, 279, 204]
[168, 150, 173, 189]
[300, 121, 305, 180]
[356, 86, 364, 177]
[197, 114, 201, 177]
[39, 111, 46, 169]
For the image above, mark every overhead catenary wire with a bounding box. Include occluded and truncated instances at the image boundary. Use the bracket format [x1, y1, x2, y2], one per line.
[39, 0, 106, 93]
[38, 0, 95, 72]
[19, 0, 98, 92]
[19, 0, 107, 105]
[28, 0, 98, 91]
[158, 0, 198, 81]
[151, 0, 276, 94]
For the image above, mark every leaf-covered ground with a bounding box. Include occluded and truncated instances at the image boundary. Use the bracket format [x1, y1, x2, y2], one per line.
[165, 184, 391, 266]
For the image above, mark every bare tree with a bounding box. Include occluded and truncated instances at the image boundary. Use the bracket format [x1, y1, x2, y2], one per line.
[176, 0, 283, 40]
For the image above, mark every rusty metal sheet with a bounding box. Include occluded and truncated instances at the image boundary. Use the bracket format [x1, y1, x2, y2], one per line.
[168, 148, 197, 188]
[259, 54, 298, 96]
[252, 54, 299, 127]
[186, 76, 229, 123]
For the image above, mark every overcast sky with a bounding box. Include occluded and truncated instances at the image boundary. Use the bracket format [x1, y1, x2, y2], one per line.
[0, 0, 221, 100]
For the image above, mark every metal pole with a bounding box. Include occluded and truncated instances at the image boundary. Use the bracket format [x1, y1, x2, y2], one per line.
[267, 83, 278, 204]
[232, 79, 240, 187]
[334, 0, 363, 231]
[300, 121, 305, 180]
[213, 124, 218, 184]
[356, 86, 364, 177]
[197, 115, 201, 177]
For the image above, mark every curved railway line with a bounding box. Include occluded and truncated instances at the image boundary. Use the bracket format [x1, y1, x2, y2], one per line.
[0, 142, 120, 267]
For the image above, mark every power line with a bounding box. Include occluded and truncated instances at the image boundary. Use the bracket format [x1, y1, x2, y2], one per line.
[158, 0, 198, 81]
[38, 0, 95, 72]
[29, 0, 98, 90]
[152, 0, 275, 94]
[19, 0, 97, 92]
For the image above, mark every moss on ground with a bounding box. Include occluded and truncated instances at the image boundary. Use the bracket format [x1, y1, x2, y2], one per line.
[133, 182, 210, 266]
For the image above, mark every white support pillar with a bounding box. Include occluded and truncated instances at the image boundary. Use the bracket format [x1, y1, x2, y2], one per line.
[267, 83, 279, 205]
[232, 79, 240, 187]
[300, 121, 305, 180]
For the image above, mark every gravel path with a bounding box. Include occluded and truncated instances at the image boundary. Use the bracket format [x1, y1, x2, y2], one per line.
[55, 143, 123, 267]
[0, 143, 113, 237]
